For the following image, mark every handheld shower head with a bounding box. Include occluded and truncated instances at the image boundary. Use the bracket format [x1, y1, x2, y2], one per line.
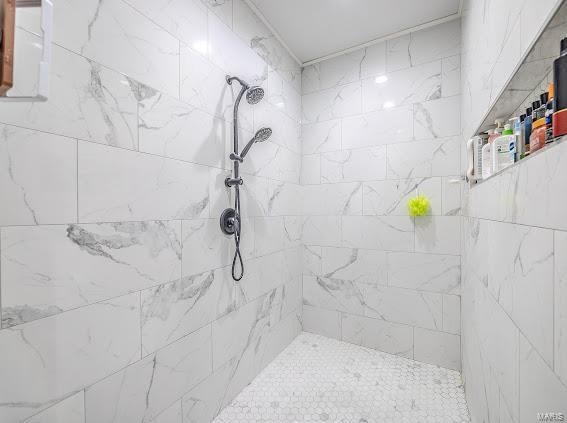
[240, 127, 272, 159]
[253, 127, 272, 142]
[246, 86, 264, 105]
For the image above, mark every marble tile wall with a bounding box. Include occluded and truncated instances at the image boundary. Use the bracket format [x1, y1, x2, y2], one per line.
[0, 1, 302, 422]
[300, 20, 463, 372]
[460, 0, 567, 421]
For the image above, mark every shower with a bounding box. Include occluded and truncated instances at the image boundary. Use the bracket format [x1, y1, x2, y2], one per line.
[220, 75, 272, 281]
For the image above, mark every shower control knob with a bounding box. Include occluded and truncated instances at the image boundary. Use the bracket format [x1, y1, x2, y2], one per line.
[220, 208, 240, 235]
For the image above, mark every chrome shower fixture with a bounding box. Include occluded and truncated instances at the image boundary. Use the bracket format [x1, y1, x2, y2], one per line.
[231, 127, 272, 163]
[221, 75, 272, 281]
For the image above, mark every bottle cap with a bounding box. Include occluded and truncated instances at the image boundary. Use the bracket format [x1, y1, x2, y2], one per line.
[502, 123, 513, 135]
[520, 114, 526, 121]
[540, 92, 549, 104]
[526, 107, 532, 115]
[532, 118, 546, 128]
[561, 37, 567, 55]
[532, 101, 541, 110]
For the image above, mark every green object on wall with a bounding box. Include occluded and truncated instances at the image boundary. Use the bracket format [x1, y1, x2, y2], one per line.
[407, 194, 430, 217]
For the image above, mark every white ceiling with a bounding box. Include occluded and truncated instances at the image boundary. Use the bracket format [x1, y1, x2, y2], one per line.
[247, 0, 462, 65]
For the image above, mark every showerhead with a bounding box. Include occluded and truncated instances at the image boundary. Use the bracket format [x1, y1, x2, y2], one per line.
[246, 86, 265, 105]
[240, 127, 272, 159]
[253, 127, 272, 142]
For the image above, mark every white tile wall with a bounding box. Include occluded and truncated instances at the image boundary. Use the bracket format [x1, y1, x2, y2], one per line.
[301, 20, 463, 372]
[0, 1, 302, 422]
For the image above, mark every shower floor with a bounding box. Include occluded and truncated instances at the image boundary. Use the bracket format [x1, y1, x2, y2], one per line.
[214, 332, 470, 423]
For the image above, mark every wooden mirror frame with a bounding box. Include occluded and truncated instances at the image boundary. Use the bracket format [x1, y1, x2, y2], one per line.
[0, 0, 15, 95]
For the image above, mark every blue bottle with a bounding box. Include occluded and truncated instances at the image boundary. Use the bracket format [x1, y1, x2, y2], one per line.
[523, 107, 532, 157]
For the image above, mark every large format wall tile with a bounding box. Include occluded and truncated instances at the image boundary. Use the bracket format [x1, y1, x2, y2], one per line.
[302, 82, 362, 123]
[320, 147, 387, 183]
[0, 294, 141, 422]
[341, 216, 414, 251]
[0, 125, 77, 226]
[555, 230, 567, 386]
[78, 142, 211, 222]
[53, 0, 180, 98]
[85, 325, 211, 423]
[0, 31, 139, 150]
[414, 327, 461, 371]
[1, 221, 182, 327]
[23, 391, 85, 423]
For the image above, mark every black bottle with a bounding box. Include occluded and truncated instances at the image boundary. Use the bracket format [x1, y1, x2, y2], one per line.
[554, 38, 567, 137]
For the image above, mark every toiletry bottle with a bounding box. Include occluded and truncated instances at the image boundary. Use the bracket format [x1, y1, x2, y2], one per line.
[492, 123, 516, 172]
[481, 141, 492, 179]
[546, 83, 555, 142]
[511, 116, 524, 160]
[523, 107, 533, 157]
[553, 38, 567, 138]
[539, 92, 549, 120]
[532, 100, 541, 121]
[530, 117, 547, 153]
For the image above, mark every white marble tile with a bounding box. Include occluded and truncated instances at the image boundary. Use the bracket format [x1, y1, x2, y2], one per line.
[236, 252, 283, 304]
[413, 96, 461, 140]
[141, 268, 235, 355]
[300, 155, 321, 185]
[341, 216, 414, 252]
[341, 313, 413, 358]
[208, 11, 268, 86]
[555, 230, 567, 387]
[320, 247, 387, 286]
[267, 67, 301, 122]
[0, 294, 141, 422]
[414, 328, 461, 371]
[182, 361, 236, 423]
[302, 216, 342, 247]
[443, 295, 461, 335]
[214, 332, 469, 423]
[201, 0, 233, 29]
[54, 0, 180, 97]
[139, 91, 230, 169]
[386, 35, 411, 72]
[0, 125, 77, 226]
[341, 106, 413, 150]
[363, 177, 442, 216]
[362, 61, 442, 113]
[302, 183, 362, 216]
[519, 334, 567, 421]
[240, 140, 300, 184]
[301, 49, 366, 93]
[387, 137, 461, 179]
[253, 216, 287, 256]
[442, 55, 461, 97]
[78, 141, 210, 222]
[23, 392, 84, 423]
[267, 181, 302, 216]
[409, 20, 461, 66]
[180, 46, 235, 124]
[442, 176, 462, 215]
[0, 31, 138, 149]
[362, 285, 443, 330]
[211, 292, 281, 371]
[254, 101, 301, 154]
[126, 0, 208, 49]
[415, 216, 461, 255]
[150, 400, 183, 423]
[85, 325, 211, 423]
[302, 245, 322, 276]
[302, 276, 366, 316]
[321, 146, 387, 183]
[301, 120, 341, 155]
[388, 252, 461, 294]
[238, 174, 269, 218]
[302, 82, 362, 124]
[302, 305, 341, 340]
[360, 42, 387, 79]
[1, 222, 181, 327]
[181, 219, 237, 277]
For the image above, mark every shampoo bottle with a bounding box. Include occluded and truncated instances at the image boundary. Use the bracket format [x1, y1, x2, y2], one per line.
[492, 124, 516, 172]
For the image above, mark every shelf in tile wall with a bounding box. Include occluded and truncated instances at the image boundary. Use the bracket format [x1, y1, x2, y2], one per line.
[473, 1, 567, 137]
[468, 0, 567, 188]
[472, 134, 566, 187]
